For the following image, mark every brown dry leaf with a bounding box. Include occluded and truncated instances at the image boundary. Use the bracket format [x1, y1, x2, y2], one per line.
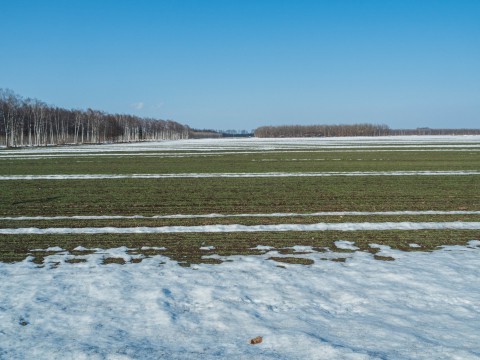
[250, 336, 263, 345]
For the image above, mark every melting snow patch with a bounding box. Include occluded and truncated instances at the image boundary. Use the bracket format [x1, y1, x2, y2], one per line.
[200, 246, 216, 251]
[334, 240, 359, 250]
[468, 240, 480, 247]
[44, 246, 64, 252]
[409, 243, 421, 248]
[291, 245, 314, 252]
[30, 246, 65, 252]
[99, 246, 132, 262]
[140, 246, 166, 250]
[252, 245, 274, 251]
[369, 244, 390, 250]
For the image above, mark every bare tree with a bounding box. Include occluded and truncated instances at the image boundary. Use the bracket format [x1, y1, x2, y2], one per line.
[0, 88, 191, 147]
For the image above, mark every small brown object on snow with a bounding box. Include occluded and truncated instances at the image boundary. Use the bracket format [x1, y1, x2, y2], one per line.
[250, 336, 263, 345]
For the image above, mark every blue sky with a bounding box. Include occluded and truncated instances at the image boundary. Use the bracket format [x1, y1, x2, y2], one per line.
[1, 0, 479, 130]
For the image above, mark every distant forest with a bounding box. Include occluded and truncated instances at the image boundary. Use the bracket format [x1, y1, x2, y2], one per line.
[0, 89, 189, 147]
[189, 128, 254, 139]
[3, 89, 480, 147]
[255, 124, 480, 138]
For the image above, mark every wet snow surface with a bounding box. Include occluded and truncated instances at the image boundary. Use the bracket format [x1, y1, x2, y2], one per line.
[1, 242, 480, 359]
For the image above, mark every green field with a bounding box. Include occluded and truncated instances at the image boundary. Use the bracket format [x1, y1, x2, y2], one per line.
[1, 139, 479, 264]
[1, 149, 480, 174]
[2, 176, 479, 216]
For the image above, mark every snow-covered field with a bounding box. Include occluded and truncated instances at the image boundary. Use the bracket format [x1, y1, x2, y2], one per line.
[2, 136, 480, 359]
[1, 135, 480, 157]
[1, 242, 480, 359]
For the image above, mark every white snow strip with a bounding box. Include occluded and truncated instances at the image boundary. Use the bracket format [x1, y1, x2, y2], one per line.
[1, 243, 480, 358]
[1, 170, 480, 180]
[2, 222, 480, 234]
[2, 210, 480, 221]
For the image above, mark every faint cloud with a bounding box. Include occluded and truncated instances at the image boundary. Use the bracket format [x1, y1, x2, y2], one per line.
[152, 102, 164, 110]
[131, 102, 144, 110]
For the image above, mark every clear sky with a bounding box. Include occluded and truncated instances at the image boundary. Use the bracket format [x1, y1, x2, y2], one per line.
[1, 0, 479, 131]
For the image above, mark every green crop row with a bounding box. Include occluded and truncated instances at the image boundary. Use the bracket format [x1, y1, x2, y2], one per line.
[1, 176, 479, 217]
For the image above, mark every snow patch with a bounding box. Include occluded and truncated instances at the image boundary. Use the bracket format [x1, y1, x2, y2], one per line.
[1, 245, 480, 358]
[335, 241, 359, 250]
[468, 240, 480, 247]
[140, 246, 166, 251]
[291, 245, 314, 253]
[252, 245, 274, 251]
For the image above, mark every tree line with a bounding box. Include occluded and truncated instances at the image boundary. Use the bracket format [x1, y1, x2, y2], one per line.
[390, 127, 480, 136]
[255, 124, 480, 138]
[0, 89, 189, 147]
[255, 124, 391, 137]
[189, 128, 254, 139]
